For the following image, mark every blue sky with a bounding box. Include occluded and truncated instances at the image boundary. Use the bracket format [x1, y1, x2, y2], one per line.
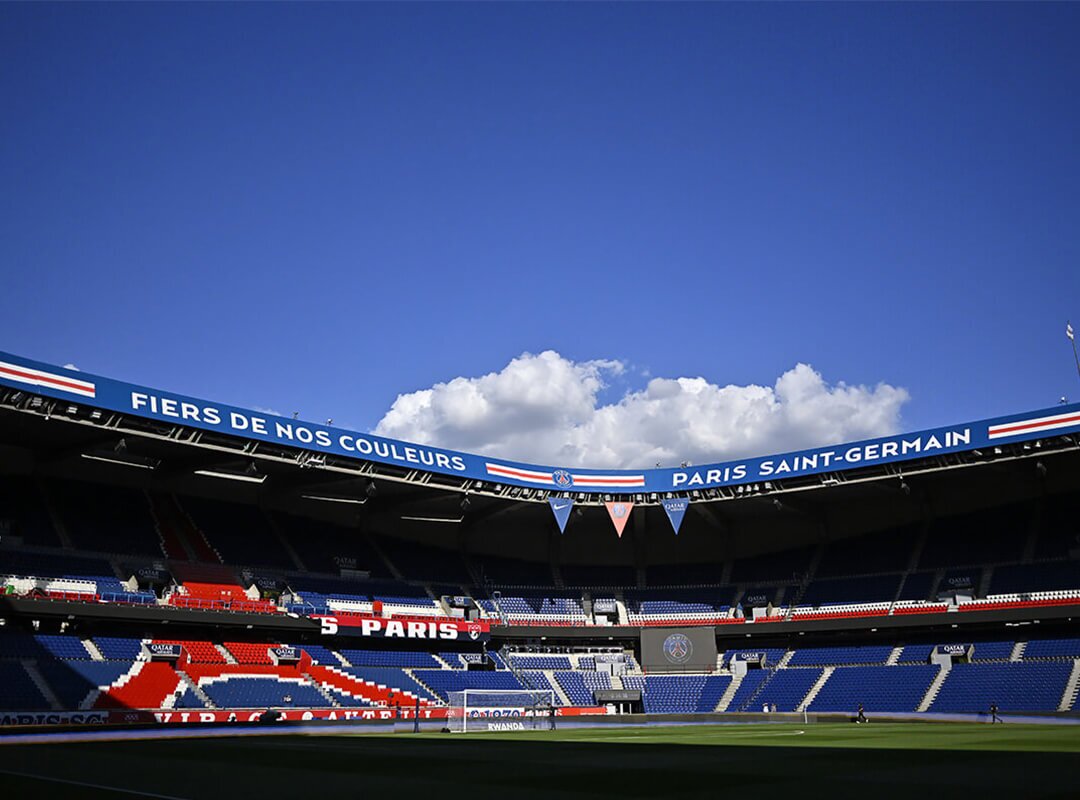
[2, 3, 1078, 466]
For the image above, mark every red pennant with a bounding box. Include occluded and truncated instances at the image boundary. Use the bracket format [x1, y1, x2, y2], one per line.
[604, 501, 634, 538]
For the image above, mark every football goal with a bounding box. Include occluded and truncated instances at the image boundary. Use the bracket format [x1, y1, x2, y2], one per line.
[446, 689, 557, 733]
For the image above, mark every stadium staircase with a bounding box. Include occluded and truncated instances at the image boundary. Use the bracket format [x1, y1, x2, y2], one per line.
[150, 493, 221, 563]
[263, 512, 306, 571]
[737, 668, 777, 712]
[145, 491, 192, 560]
[22, 659, 63, 710]
[1010, 642, 1027, 662]
[927, 569, 946, 603]
[543, 670, 572, 706]
[305, 674, 343, 708]
[885, 646, 903, 666]
[1059, 660, 1080, 712]
[917, 663, 951, 712]
[797, 667, 834, 711]
[715, 673, 743, 712]
[614, 595, 630, 626]
[581, 593, 594, 625]
[177, 670, 215, 709]
[37, 480, 75, 550]
[83, 639, 105, 661]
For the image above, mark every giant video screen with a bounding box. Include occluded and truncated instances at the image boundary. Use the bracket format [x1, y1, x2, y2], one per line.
[640, 626, 718, 673]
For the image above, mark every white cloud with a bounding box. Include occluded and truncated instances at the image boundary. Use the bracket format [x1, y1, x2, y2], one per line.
[373, 351, 910, 469]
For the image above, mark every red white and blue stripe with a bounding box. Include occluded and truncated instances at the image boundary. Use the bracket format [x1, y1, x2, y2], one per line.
[484, 462, 645, 488]
[0, 360, 96, 398]
[988, 410, 1080, 440]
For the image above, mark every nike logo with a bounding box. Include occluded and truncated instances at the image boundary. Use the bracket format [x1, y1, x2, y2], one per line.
[552, 504, 569, 511]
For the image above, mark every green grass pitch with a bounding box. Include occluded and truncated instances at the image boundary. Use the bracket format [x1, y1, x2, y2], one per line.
[1, 722, 1078, 799]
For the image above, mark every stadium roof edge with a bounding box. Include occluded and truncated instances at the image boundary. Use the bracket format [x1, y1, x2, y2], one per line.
[2, 349, 1079, 500]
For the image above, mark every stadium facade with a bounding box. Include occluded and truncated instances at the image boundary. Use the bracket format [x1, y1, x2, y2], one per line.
[1, 350, 1079, 727]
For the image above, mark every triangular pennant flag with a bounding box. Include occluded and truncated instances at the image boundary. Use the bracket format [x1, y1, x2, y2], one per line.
[661, 497, 690, 535]
[604, 501, 634, 538]
[548, 497, 574, 534]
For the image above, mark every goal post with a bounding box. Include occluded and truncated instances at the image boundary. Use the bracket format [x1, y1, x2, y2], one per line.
[446, 689, 557, 733]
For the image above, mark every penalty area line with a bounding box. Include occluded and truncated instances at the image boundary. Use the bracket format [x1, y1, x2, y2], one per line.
[0, 768, 192, 799]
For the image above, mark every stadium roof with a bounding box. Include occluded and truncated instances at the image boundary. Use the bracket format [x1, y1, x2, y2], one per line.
[3, 348, 1080, 510]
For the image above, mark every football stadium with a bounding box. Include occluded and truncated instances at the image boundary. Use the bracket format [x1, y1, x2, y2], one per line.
[1, 350, 1079, 797]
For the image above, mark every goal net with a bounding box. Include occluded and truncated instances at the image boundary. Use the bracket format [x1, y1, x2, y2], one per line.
[446, 689, 556, 733]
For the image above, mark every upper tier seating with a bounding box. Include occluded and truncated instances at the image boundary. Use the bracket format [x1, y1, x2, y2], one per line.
[498, 595, 586, 625]
[561, 563, 636, 588]
[919, 505, 1029, 568]
[625, 588, 732, 624]
[0, 476, 60, 546]
[275, 513, 391, 577]
[471, 555, 553, 587]
[730, 546, 815, 584]
[990, 562, 1080, 595]
[169, 562, 278, 614]
[180, 496, 294, 569]
[798, 575, 901, 607]
[816, 526, 918, 577]
[375, 536, 472, 584]
[646, 561, 724, 587]
[51, 480, 163, 557]
[0, 550, 154, 604]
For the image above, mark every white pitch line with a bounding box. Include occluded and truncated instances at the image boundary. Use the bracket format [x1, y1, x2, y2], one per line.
[0, 768, 192, 799]
[588, 729, 807, 740]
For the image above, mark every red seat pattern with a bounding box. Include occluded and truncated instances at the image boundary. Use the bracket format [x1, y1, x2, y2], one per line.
[155, 640, 227, 664]
[307, 664, 433, 707]
[93, 662, 181, 710]
[225, 642, 276, 665]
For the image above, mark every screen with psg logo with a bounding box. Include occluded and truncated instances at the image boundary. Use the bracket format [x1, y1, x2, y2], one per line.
[640, 627, 718, 673]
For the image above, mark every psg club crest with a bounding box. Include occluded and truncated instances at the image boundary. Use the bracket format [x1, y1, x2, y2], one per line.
[552, 469, 573, 489]
[663, 633, 693, 665]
